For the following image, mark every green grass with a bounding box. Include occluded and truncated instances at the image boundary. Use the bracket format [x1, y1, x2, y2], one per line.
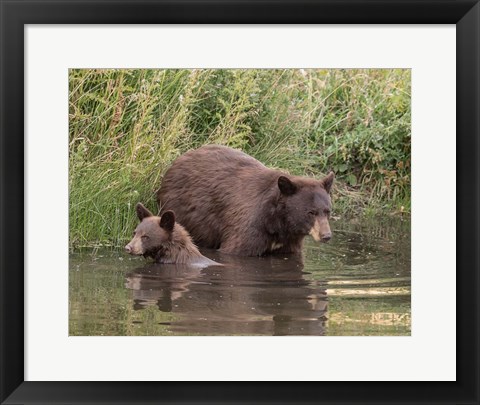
[69, 69, 411, 249]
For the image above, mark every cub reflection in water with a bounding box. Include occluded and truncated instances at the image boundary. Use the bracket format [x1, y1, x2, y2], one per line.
[125, 253, 328, 336]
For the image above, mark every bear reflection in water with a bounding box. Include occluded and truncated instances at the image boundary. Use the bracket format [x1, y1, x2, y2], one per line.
[125, 252, 328, 336]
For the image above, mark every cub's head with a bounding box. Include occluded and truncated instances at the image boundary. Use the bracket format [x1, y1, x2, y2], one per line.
[277, 172, 334, 243]
[124, 203, 176, 257]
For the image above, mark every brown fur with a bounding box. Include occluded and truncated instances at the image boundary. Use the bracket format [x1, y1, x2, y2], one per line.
[125, 203, 221, 267]
[156, 145, 334, 256]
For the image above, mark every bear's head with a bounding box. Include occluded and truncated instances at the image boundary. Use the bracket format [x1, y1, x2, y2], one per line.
[277, 172, 335, 243]
[125, 203, 176, 258]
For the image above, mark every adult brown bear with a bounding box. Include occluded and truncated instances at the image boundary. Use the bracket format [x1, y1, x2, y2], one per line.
[157, 145, 334, 256]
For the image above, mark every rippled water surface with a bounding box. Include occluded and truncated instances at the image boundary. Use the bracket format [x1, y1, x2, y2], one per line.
[69, 217, 410, 336]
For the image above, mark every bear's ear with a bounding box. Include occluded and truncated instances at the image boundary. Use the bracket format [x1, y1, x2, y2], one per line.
[136, 203, 153, 221]
[278, 176, 297, 195]
[160, 210, 175, 232]
[321, 171, 335, 194]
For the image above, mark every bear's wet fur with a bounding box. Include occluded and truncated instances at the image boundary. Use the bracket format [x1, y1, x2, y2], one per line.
[125, 203, 221, 267]
[157, 145, 334, 257]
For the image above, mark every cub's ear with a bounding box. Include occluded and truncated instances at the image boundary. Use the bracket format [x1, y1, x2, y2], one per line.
[136, 203, 153, 221]
[278, 176, 297, 195]
[160, 210, 175, 232]
[321, 171, 335, 194]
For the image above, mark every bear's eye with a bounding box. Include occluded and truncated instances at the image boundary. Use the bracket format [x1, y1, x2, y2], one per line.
[141, 235, 149, 240]
[324, 209, 331, 216]
[308, 210, 318, 216]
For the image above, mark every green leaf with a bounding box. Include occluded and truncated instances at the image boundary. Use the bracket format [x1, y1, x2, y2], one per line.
[347, 174, 357, 186]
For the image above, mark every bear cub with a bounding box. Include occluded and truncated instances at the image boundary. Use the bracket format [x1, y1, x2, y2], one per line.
[125, 203, 221, 268]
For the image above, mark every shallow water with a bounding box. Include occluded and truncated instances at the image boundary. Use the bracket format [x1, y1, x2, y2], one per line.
[69, 217, 410, 336]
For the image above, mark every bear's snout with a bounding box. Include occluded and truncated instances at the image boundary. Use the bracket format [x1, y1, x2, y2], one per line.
[125, 239, 143, 255]
[309, 217, 332, 243]
[321, 233, 331, 242]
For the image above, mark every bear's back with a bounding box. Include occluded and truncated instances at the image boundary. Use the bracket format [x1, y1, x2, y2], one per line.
[157, 145, 276, 250]
[180, 144, 265, 173]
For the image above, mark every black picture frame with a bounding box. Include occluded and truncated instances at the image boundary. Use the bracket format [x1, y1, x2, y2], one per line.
[1, 1, 479, 404]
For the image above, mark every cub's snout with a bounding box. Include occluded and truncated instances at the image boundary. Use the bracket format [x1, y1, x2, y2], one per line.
[124, 236, 144, 256]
